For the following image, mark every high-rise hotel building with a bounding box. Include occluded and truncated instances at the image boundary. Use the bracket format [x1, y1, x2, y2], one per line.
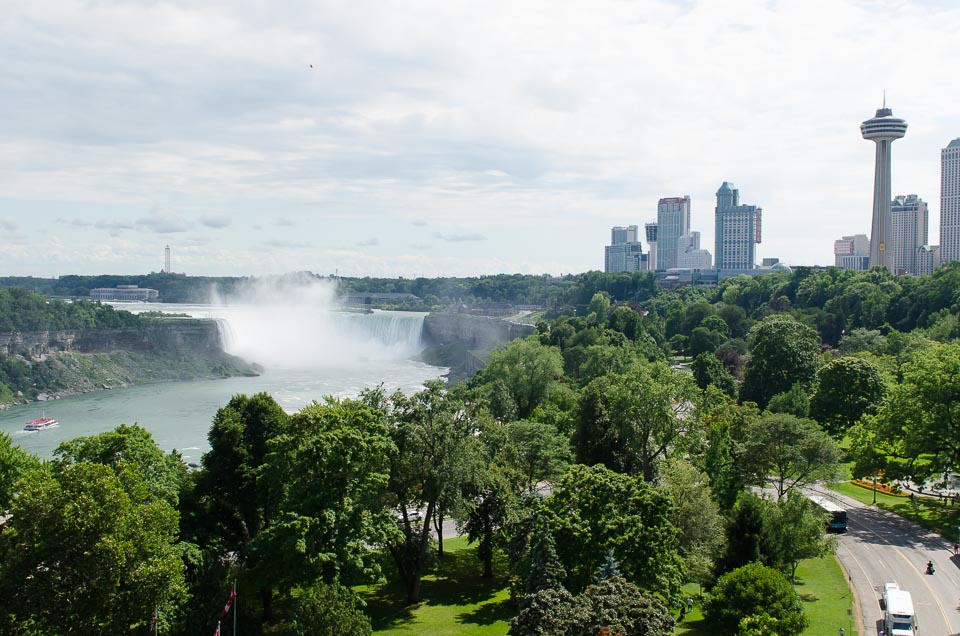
[714, 182, 761, 272]
[941, 139, 960, 264]
[656, 197, 690, 271]
[604, 225, 643, 273]
[890, 195, 928, 276]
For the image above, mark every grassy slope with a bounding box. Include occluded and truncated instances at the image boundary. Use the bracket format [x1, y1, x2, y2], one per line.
[363, 537, 855, 635]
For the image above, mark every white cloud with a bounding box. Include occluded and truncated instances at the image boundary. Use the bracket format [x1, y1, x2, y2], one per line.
[0, 217, 18, 231]
[434, 232, 486, 242]
[136, 209, 192, 234]
[356, 237, 379, 246]
[0, 0, 958, 276]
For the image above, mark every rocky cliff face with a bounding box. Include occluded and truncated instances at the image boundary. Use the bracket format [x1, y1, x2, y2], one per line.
[0, 319, 256, 407]
[422, 314, 534, 348]
[420, 314, 535, 383]
[0, 320, 224, 358]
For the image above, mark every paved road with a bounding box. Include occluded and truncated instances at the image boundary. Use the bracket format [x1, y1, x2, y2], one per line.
[810, 486, 960, 635]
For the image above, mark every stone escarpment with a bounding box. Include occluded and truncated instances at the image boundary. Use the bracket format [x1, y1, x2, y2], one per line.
[0, 319, 258, 407]
[420, 313, 535, 383]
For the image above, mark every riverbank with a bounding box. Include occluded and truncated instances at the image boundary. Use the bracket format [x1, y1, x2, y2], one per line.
[0, 319, 260, 409]
[0, 348, 260, 410]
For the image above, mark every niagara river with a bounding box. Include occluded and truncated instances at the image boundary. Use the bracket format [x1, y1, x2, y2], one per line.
[0, 301, 447, 462]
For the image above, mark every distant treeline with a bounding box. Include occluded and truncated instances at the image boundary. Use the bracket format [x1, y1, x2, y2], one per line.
[0, 287, 141, 332]
[0, 273, 247, 303]
[3, 263, 960, 338]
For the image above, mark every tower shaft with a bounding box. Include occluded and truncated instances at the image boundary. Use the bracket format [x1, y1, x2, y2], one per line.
[869, 140, 894, 271]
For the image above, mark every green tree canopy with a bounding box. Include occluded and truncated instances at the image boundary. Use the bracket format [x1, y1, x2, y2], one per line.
[0, 462, 186, 635]
[740, 413, 840, 499]
[482, 337, 564, 420]
[55, 423, 187, 505]
[852, 343, 960, 481]
[0, 432, 39, 510]
[704, 562, 807, 636]
[543, 464, 683, 598]
[741, 315, 820, 409]
[809, 356, 887, 436]
[575, 361, 697, 481]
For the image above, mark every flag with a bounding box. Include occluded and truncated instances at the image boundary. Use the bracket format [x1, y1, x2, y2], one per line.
[214, 620, 220, 636]
[221, 584, 236, 618]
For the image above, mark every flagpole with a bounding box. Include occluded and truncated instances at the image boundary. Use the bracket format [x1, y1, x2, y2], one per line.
[155, 605, 158, 636]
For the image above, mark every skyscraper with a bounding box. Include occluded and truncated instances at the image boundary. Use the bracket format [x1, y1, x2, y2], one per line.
[890, 195, 928, 275]
[940, 139, 960, 264]
[714, 182, 761, 272]
[656, 197, 690, 270]
[164, 244, 171, 274]
[605, 225, 642, 273]
[644, 223, 658, 272]
[861, 104, 908, 272]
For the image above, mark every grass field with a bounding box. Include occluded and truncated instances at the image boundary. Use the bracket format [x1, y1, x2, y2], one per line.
[830, 480, 960, 542]
[362, 537, 856, 635]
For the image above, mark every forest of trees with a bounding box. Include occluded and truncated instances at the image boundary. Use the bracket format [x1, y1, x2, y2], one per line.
[3, 263, 960, 634]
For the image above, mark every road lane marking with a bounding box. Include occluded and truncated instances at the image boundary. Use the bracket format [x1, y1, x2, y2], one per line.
[848, 510, 955, 633]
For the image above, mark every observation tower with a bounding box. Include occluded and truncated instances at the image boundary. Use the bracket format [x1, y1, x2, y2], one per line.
[861, 102, 907, 272]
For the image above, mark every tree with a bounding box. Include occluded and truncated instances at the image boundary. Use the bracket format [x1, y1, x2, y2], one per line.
[525, 522, 567, 594]
[502, 420, 571, 491]
[287, 583, 372, 636]
[572, 577, 675, 636]
[692, 352, 737, 398]
[482, 337, 564, 420]
[250, 397, 395, 594]
[740, 413, 840, 499]
[197, 392, 291, 620]
[54, 423, 187, 505]
[0, 462, 187, 634]
[658, 459, 725, 587]
[575, 362, 698, 481]
[764, 491, 834, 581]
[379, 381, 485, 604]
[716, 492, 769, 575]
[703, 563, 807, 636]
[0, 432, 39, 510]
[700, 399, 761, 512]
[809, 357, 887, 436]
[509, 577, 674, 636]
[587, 291, 612, 325]
[544, 464, 683, 598]
[741, 315, 821, 409]
[462, 468, 515, 578]
[508, 587, 578, 636]
[854, 343, 960, 482]
[766, 383, 810, 419]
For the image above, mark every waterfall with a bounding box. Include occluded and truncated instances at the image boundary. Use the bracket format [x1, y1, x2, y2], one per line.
[334, 311, 425, 356]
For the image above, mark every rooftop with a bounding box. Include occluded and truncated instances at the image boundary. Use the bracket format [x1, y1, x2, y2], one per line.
[948, 138, 960, 149]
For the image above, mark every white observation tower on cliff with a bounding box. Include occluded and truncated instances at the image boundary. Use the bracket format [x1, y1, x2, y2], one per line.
[861, 100, 907, 272]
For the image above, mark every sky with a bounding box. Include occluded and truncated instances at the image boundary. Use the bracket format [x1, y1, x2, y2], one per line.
[1, 0, 959, 279]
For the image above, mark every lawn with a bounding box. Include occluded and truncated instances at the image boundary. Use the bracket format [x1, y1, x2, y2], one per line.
[360, 536, 514, 636]
[677, 554, 857, 635]
[363, 537, 856, 635]
[830, 480, 960, 542]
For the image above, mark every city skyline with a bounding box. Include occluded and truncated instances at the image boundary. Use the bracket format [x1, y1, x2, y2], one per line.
[1, 1, 959, 278]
